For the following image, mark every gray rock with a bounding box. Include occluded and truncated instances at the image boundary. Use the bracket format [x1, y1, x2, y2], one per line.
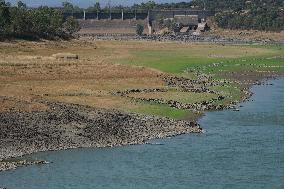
[0, 99, 201, 171]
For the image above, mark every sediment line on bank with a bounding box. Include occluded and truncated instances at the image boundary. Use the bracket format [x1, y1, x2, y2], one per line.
[80, 33, 284, 45]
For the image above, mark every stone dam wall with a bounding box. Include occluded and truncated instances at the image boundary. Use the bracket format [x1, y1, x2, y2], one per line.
[64, 10, 215, 21]
[78, 20, 149, 34]
[74, 10, 215, 35]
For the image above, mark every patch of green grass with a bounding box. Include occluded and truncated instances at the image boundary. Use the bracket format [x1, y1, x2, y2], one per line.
[204, 57, 284, 76]
[160, 91, 218, 104]
[119, 43, 283, 119]
[123, 50, 218, 74]
[210, 84, 243, 105]
[120, 44, 282, 75]
[128, 101, 189, 120]
[248, 43, 284, 51]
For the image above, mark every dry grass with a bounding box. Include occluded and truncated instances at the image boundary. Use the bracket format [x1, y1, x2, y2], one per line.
[0, 39, 281, 118]
[0, 40, 165, 113]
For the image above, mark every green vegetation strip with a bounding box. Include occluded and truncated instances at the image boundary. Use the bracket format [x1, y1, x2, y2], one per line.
[128, 101, 190, 120]
[122, 44, 284, 119]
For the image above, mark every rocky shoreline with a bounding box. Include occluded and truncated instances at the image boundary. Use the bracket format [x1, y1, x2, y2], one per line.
[79, 33, 284, 45]
[0, 100, 201, 172]
[1, 76, 281, 173]
[0, 71, 282, 173]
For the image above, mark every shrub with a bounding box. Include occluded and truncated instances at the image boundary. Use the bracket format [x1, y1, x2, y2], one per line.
[0, 0, 11, 36]
[64, 17, 81, 36]
[136, 24, 144, 36]
[0, 0, 81, 40]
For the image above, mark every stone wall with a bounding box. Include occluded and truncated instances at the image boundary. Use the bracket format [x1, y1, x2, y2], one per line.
[64, 10, 215, 21]
[72, 9, 215, 35]
[79, 19, 149, 34]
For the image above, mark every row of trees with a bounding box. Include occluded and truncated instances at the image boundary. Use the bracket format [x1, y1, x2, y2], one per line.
[62, 1, 152, 13]
[213, 0, 284, 31]
[152, 0, 284, 32]
[136, 0, 284, 32]
[0, 0, 80, 40]
[136, 0, 284, 31]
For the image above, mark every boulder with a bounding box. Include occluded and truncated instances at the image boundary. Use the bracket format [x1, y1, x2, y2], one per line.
[52, 53, 79, 60]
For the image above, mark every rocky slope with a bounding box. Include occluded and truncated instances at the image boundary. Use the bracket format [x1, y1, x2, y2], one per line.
[0, 100, 201, 171]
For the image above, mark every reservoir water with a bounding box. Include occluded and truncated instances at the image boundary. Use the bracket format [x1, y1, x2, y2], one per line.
[0, 78, 284, 189]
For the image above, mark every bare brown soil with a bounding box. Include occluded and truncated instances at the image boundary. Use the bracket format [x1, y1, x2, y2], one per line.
[0, 40, 279, 113]
[0, 40, 166, 113]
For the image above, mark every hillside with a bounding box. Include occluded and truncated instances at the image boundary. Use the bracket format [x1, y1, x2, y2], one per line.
[119, 0, 284, 32]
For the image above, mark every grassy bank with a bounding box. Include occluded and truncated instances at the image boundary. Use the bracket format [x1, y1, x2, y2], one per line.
[117, 42, 284, 118]
[0, 40, 283, 120]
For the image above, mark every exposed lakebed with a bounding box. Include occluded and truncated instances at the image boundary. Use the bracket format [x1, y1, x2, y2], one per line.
[0, 78, 284, 189]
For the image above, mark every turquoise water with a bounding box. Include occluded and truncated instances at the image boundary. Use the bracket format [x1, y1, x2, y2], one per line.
[0, 78, 284, 189]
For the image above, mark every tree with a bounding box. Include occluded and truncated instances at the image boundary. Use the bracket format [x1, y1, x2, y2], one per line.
[0, 1, 81, 40]
[142, 1, 156, 9]
[94, 2, 101, 12]
[62, 1, 74, 12]
[64, 17, 81, 36]
[163, 19, 177, 32]
[62, 1, 82, 13]
[28, 7, 65, 39]
[0, 0, 11, 36]
[10, 6, 31, 37]
[212, 0, 284, 31]
[17, 1, 26, 9]
[156, 14, 165, 29]
[136, 24, 144, 36]
[86, 2, 101, 12]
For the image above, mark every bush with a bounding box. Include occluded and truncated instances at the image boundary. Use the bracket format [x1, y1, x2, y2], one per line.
[163, 19, 177, 32]
[64, 17, 81, 36]
[29, 7, 65, 39]
[136, 24, 144, 36]
[0, 0, 81, 40]
[0, 0, 11, 36]
[206, 0, 284, 31]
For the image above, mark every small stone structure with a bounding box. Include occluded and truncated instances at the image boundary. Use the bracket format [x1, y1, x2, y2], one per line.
[175, 15, 199, 26]
[180, 26, 190, 33]
[197, 22, 210, 32]
[52, 53, 79, 60]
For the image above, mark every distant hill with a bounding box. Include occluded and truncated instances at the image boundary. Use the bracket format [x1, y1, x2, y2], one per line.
[127, 0, 284, 32]
[207, 0, 284, 32]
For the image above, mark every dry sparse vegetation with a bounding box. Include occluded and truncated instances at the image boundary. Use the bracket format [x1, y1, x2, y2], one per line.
[0, 40, 283, 119]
